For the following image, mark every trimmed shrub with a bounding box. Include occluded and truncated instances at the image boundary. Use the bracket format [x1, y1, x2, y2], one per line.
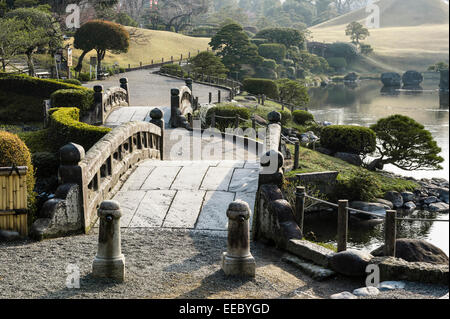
[60, 79, 82, 86]
[50, 89, 94, 112]
[32, 152, 59, 178]
[205, 105, 251, 132]
[0, 131, 36, 210]
[160, 63, 185, 77]
[49, 107, 111, 152]
[293, 110, 315, 125]
[258, 43, 287, 62]
[261, 59, 277, 70]
[334, 171, 382, 202]
[0, 74, 86, 98]
[327, 57, 347, 70]
[283, 59, 295, 67]
[243, 78, 279, 99]
[250, 38, 267, 46]
[78, 73, 91, 82]
[279, 109, 292, 126]
[254, 67, 278, 80]
[321, 125, 376, 155]
[0, 90, 43, 123]
[325, 42, 358, 62]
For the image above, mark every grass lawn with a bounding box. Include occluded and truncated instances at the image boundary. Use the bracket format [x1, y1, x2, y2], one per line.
[285, 144, 419, 196]
[68, 28, 212, 71]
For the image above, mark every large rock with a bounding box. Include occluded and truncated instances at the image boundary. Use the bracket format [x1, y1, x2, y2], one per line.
[344, 72, 359, 82]
[384, 191, 403, 208]
[374, 198, 394, 209]
[350, 201, 389, 218]
[402, 70, 423, 86]
[0, 230, 21, 241]
[428, 202, 449, 213]
[329, 249, 373, 277]
[436, 187, 449, 204]
[401, 191, 414, 202]
[381, 72, 401, 87]
[371, 239, 449, 265]
[334, 152, 362, 166]
[403, 201, 416, 212]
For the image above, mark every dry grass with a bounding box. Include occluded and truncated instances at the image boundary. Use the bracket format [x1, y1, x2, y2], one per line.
[309, 0, 449, 72]
[69, 27, 211, 69]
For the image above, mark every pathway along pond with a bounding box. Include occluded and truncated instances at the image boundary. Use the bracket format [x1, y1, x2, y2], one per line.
[305, 76, 449, 255]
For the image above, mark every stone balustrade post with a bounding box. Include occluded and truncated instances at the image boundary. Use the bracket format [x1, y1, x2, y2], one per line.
[92, 200, 125, 282]
[295, 186, 305, 233]
[218, 90, 221, 103]
[119, 78, 130, 105]
[221, 200, 256, 277]
[93, 85, 104, 124]
[150, 108, 165, 160]
[170, 88, 180, 128]
[209, 92, 212, 104]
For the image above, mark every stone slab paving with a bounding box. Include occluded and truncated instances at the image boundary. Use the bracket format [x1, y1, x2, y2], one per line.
[105, 106, 170, 128]
[112, 159, 260, 233]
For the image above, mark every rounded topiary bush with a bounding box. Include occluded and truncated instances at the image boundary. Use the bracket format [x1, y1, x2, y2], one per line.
[321, 125, 376, 155]
[258, 43, 287, 62]
[50, 89, 94, 112]
[243, 78, 279, 99]
[279, 109, 292, 126]
[292, 110, 314, 125]
[0, 131, 36, 210]
[206, 105, 251, 131]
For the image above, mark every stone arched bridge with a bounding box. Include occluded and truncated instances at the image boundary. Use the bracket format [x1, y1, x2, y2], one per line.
[32, 71, 301, 244]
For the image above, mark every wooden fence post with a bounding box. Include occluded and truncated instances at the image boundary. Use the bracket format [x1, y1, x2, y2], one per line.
[337, 200, 348, 252]
[252, 117, 256, 130]
[294, 141, 300, 170]
[209, 92, 212, 104]
[385, 210, 397, 257]
[295, 186, 306, 233]
[234, 114, 239, 129]
[218, 90, 221, 103]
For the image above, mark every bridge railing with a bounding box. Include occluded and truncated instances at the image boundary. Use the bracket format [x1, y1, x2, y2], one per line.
[31, 110, 165, 240]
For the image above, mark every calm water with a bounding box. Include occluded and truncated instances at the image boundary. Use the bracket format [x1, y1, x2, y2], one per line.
[305, 78, 449, 255]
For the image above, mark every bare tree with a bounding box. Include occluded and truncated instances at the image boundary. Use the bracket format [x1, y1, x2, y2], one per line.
[157, 0, 210, 32]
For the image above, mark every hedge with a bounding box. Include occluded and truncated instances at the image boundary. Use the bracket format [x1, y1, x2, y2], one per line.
[0, 74, 88, 98]
[293, 110, 314, 125]
[262, 59, 277, 70]
[50, 89, 94, 112]
[258, 43, 287, 62]
[320, 125, 376, 155]
[160, 64, 186, 77]
[279, 109, 292, 126]
[59, 79, 82, 86]
[243, 78, 279, 99]
[205, 105, 251, 132]
[49, 107, 111, 152]
[327, 57, 347, 70]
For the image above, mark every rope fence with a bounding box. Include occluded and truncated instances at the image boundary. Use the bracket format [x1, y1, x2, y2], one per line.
[295, 187, 448, 256]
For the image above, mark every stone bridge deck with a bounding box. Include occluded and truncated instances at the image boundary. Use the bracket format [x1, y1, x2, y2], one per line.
[112, 159, 259, 234]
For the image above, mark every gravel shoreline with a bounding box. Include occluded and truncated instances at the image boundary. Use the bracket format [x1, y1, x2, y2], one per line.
[0, 229, 447, 299]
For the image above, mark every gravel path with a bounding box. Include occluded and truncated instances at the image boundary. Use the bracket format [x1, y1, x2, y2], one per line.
[0, 229, 447, 299]
[84, 69, 230, 106]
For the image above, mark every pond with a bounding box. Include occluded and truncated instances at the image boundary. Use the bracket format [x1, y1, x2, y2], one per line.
[304, 77, 449, 255]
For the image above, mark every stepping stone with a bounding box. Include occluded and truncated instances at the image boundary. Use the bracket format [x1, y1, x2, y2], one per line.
[162, 190, 205, 228]
[379, 281, 406, 291]
[282, 254, 336, 281]
[330, 291, 357, 299]
[353, 287, 380, 297]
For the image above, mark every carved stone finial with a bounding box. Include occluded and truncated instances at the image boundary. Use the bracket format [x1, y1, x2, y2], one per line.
[59, 143, 85, 165]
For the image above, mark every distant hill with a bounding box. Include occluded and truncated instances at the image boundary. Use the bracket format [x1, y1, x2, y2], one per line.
[309, 0, 449, 73]
[313, 0, 449, 28]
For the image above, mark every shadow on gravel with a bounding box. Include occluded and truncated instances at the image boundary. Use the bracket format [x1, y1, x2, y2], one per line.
[38, 274, 124, 299]
[176, 270, 251, 299]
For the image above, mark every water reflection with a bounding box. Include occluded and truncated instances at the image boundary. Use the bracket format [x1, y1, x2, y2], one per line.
[308, 78, 449, 180]
[304, 210, 449, 255]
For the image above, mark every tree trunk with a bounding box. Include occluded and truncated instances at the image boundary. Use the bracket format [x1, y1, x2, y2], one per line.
[74, 50, 88, 73]
[26, 51, 35, 77]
